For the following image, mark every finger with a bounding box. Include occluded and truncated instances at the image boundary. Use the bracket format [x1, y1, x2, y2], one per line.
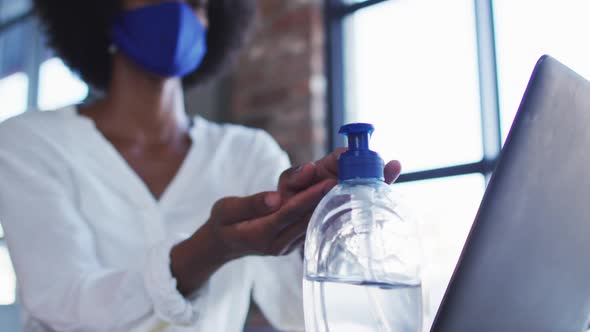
[261, 178, 337, 233]
[274, 211, 312, 254]
[384, 160, 402, 184]
[276, 232, 306, 256]
[211, 191, 281, 225]
[314, 147, 347, 181]
[278, 163, 316, 194]
[270, 212, 312, 255]
[276, 179, 337, 229]
[231, 181, 328, 243]
[279, 148, 346, 198]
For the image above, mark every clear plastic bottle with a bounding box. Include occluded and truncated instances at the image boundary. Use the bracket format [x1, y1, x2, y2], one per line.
[303, 123, 422, 332]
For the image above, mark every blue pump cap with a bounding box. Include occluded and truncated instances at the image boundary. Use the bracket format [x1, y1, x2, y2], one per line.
[338, 123, 384, 181]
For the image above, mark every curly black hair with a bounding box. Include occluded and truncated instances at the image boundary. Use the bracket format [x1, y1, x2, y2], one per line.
[33, 0, 257, 90]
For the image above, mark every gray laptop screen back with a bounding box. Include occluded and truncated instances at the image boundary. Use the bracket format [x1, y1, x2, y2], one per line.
[431, 55, 590, 332]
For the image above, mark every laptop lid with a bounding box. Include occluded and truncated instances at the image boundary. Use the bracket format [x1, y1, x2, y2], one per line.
[430, 55, 590, 332]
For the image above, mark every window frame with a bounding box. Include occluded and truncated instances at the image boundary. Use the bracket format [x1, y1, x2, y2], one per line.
[0, 7, 40, 112]
[325, 0, 503, 183]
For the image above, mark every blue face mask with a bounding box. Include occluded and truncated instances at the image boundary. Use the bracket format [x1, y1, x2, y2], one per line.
[112, 2, 207, 77]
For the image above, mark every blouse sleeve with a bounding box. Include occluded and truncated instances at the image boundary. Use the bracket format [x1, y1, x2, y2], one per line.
[0, 119, 206, 331]
[244, 130, 305, 331]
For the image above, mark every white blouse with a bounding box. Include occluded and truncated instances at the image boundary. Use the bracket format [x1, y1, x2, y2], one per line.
[0, 107, 304, 332]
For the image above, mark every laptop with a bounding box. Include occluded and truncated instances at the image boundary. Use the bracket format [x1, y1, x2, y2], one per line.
[430, 55, 590, 332]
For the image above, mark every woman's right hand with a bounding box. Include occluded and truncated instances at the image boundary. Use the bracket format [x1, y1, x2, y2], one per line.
[170, 178, 336, 295]
[209, 178, 336, 259]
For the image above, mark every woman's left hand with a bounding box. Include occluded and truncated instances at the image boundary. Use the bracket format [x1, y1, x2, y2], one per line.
[277, 148, 403, 201]
[263, 149, 401, 254]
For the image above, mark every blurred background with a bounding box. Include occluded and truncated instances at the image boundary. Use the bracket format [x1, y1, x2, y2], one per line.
[0, 0, 589, 331]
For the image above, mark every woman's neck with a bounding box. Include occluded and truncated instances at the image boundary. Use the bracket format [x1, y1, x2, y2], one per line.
[88, 54, 191, 144]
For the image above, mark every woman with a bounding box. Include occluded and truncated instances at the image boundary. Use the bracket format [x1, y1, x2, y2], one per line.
[0, 0, 401, 331]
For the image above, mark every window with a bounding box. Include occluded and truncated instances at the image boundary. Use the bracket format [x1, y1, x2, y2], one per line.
[345, 0, 483, 172]
[494, 0, 590, 139]
[394, 174, 485, 325]
[0, 1, 33, 123]
[327, 0, 588, 329]
[38, 57, 89, 111]
[0, 72, 28, 122]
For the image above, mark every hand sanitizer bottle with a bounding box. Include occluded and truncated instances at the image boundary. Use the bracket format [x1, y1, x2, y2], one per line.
[303, 123, 422, 332]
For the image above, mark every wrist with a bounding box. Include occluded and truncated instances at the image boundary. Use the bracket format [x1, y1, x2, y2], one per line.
[181, 223, 231, 268]
[195, 222, 235, 263]
[170, 223, 231, 296]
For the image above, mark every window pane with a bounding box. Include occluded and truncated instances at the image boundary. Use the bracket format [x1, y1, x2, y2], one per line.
[346, 0, 483, 172]
[494, 0, 590, 141]
[0, 246, 16, 305]
[38, 58, 88, 111]
[0, 19, 32, 79]
[0, 72, 28, 122]
[394, 174, 486, 329]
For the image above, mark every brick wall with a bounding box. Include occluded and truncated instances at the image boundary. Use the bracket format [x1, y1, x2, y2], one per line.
[229, 0, 327, 166]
